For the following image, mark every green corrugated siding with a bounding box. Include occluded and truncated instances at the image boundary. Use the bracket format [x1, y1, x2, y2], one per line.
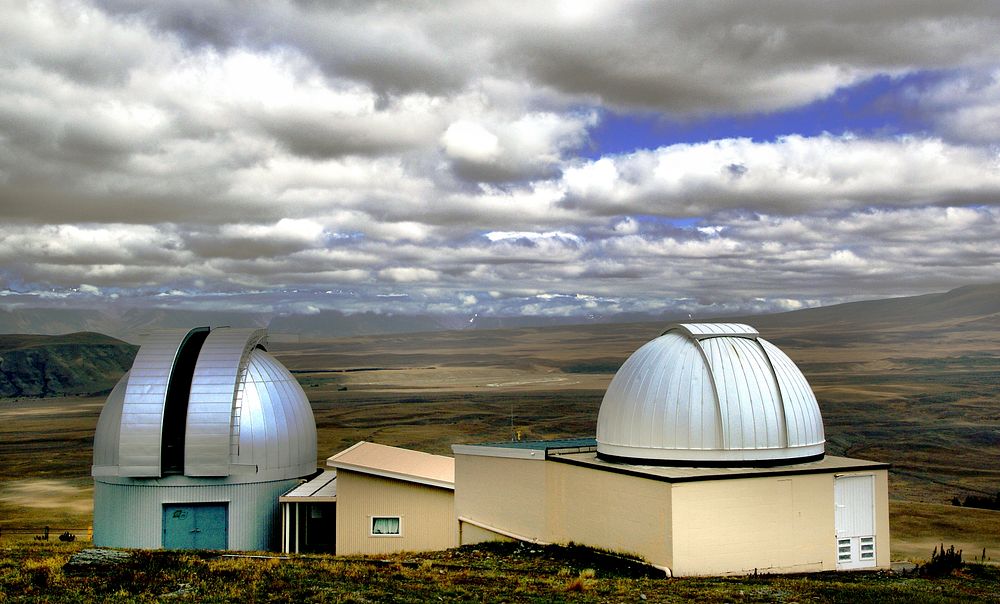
[93, 478, 298, 550]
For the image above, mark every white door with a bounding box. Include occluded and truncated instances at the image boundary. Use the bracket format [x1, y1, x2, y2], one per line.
[834, 475, 876, 569]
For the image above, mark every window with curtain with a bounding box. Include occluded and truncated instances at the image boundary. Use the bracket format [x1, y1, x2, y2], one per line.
[371, 516, 401, 535]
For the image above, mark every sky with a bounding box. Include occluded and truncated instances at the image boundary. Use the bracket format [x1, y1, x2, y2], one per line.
[1, 1, 999, 320]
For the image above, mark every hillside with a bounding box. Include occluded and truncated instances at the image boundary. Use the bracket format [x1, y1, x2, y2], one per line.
[741, 283, 1000, 332]
[0, 332, 137, 397]
[0, 308, 269, 343]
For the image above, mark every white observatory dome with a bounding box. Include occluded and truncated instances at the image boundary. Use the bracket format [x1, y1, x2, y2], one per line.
[92, 327, 318, 550]
[93, 327, 317, 481]
[596, 323, 824, 466]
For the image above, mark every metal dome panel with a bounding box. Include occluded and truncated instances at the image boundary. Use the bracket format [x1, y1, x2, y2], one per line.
[596, 323, 825, 466]
[93, 326, 317, 482]
[596, 333, 721, 452]
[233, 349, 318, 479]
[185, 328, 267, 476]
[759, 338, 825, 449]
[701, 336, 786, 451]
[93, 372, 128, 474]
[117, 329, 196, 477]
[669, 323, 760, 338]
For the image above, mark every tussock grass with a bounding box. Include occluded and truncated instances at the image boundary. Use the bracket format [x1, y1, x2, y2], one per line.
[2, 541, 1000, 603]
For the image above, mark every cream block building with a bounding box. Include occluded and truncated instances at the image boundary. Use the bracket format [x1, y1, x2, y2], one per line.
[451, 323, 891, 576]
[454, 440, 889, 576]
[282, 323, 891, 576]
[281, 441, 456, 556]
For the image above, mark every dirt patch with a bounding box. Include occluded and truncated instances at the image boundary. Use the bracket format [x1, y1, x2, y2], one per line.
[890, 500, 1000, 562]
[0, 479, 93, 515]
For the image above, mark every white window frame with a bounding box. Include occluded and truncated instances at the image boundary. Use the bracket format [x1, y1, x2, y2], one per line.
[369, 515, 403, 537]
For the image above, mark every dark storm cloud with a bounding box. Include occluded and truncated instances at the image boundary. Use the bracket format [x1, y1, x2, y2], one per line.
[93, 1, 1000, 114]
[256, 109, 437, 159]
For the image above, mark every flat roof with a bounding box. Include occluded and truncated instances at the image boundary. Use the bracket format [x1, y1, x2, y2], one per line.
[279, 469, 337, 502]
[474, 438, 598, 450]
[452, 438, 597, 460]
[549, 451, 890, 483]
[327, 441, 455, 490]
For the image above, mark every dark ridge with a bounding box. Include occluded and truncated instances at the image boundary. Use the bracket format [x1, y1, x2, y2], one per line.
[0, 332, 137, 397]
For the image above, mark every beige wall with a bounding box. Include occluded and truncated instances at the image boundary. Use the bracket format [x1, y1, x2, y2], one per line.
[454, 454, 547, 544]
[876, 469, 890, 569]
[455, 454, 672, 567]
[670, 470, 892, 576]
[455, 453, 890, 577]
[335, 469, 455, 556]
[546, 461, 672, 568]
[671, 473, 834, 576]
[458, 522, 515, 545]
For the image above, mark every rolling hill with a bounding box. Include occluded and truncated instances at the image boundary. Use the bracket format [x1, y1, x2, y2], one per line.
[743, 283, 1000, 331]
[0, 332, 137, 397]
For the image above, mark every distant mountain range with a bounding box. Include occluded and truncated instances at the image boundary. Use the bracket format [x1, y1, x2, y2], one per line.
[0, 283, 997, 343]
[0, 305, 685, 342]
[0, 283, 996, 398]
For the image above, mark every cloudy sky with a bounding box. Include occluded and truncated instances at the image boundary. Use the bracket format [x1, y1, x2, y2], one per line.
[2, 1, 999, 319]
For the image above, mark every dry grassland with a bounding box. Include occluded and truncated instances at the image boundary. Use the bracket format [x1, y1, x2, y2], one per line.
[1, 317, 998, 563]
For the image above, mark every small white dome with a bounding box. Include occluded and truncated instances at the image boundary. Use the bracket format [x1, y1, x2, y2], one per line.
[93, 327, 316, 481]
[596, 323, 824, 466]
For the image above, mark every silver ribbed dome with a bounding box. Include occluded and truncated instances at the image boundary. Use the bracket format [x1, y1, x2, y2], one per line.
[93, 327, 317, 481]
[596, 323, 824, 466]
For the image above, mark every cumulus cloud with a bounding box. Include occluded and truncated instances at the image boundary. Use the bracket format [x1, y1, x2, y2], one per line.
[93, 0, 1000, 113]
[441, 111, 596, 183]
[2, 1, 1000, 317]
[558, 135, 1000, 216]
[913, 68, 1000, 144]
[441, 121, 501, 163]
[185, 219, 326, 260]
[378, 267, 440, 283]
[484, 231, 583, 245]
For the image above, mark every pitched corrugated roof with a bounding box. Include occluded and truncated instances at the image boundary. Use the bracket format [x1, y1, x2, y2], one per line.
[280, 469, 337, 501]
[327, 441, 454, 490]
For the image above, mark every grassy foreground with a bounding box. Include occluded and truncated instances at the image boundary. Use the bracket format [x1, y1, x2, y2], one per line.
[2, 541, 999, 603]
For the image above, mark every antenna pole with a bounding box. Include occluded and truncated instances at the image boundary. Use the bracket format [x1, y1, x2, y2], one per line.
[510, 402, 514, 441]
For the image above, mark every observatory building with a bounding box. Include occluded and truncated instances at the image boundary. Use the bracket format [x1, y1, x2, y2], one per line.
[92, 327, 317, 550]
[451, 324, 890, 575]
[92, 322, 889, 575]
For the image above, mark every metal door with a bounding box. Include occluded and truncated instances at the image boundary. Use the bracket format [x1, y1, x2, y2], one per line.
[834, 475, 876, 569]
[163, 503, 228, 550]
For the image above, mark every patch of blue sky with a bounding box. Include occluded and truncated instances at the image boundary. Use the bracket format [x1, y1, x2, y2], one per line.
[583, 72, 945, 158]
[324, 231, 365, 244]
[625, 215, 702, 229]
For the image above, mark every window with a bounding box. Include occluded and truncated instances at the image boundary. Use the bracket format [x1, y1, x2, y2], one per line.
[837, 538, 852, 562]
[860, 537, 875, 560]
[371, 516, 401, 536]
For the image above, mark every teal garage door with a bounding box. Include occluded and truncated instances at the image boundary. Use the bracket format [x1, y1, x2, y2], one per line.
[163, 503, 228, 550]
